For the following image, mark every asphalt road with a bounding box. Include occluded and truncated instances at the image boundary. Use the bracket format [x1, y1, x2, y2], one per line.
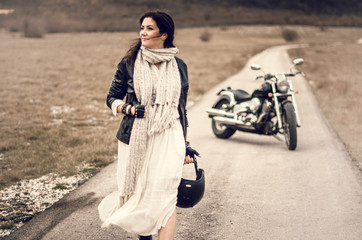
[5, 45, 362, 240]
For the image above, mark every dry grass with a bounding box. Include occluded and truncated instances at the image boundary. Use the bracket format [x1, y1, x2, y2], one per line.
[2, 3, 362, 35]
[0, 26, 283, 189]
[0, 31, 133, 188]
[288, 28, 362, 168]
[1, 25, 361, 189]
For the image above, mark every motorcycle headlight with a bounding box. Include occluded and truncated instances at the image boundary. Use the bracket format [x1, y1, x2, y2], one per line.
[277, 80, 290, 93]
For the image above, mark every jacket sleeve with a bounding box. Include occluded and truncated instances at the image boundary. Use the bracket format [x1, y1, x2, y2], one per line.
[181, 60, 189, 128]
[106, 59, 128, 109]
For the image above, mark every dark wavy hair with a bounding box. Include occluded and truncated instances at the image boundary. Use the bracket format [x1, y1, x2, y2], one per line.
[123, 11, 176, 67]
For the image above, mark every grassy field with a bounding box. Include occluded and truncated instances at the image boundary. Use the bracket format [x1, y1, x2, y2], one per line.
[288, 29, 362, 168]
[2, 0, 362, 34]
[0, 25, 361, 189]
[0, 26, 283, 189]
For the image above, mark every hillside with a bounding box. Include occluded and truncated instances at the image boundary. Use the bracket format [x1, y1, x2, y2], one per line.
[0, 0, 361, 33]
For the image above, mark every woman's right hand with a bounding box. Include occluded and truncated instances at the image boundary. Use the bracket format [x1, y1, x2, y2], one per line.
[128, 105, 147, 118]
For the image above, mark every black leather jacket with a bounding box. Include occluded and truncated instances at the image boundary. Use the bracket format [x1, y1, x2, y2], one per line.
[106, 57, 189, 144]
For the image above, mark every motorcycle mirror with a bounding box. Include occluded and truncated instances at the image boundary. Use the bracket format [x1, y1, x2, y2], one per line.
[293, 58, 304, 66]
[250, 64, 261, 70]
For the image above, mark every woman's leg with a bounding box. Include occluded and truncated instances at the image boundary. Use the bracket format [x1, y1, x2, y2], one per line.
[158, 209, 177, 240]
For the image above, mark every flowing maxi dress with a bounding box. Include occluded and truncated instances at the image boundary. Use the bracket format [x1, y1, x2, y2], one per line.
[98, 105, 186, 235]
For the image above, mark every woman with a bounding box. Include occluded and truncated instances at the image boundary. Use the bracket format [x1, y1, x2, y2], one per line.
[98, 11, 200, 240]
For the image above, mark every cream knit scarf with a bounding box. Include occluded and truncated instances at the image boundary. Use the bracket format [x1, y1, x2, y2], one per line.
[120, 46, 181, 199]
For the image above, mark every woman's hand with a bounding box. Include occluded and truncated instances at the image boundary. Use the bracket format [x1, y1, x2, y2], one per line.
[184, 145, 201, 164]
[124, 104, 147, 118]
[134, 105, 147, 118]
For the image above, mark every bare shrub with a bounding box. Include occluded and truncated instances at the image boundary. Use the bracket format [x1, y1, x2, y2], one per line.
[281, 28, 299, 42]
[24, 19, 44, 38]
[200, 30, 212, 42]
[9, 26, 20, 32]
[220, 26, 228, 31]
[319, 25, 327, 32]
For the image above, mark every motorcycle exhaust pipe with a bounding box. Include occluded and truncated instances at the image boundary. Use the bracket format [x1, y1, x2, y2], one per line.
[256, 113, 265, 124]
[213, 116, 254, 129]
[205, 108, 234, 118]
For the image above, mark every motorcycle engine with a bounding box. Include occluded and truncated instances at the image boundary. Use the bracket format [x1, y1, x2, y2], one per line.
[234, 98, 261, 114]
[249, 98, 261, 113]
[234, 98, 261, 124]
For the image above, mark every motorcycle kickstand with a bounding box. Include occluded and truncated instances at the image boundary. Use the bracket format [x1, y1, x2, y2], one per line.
[272, 134, 283, 142]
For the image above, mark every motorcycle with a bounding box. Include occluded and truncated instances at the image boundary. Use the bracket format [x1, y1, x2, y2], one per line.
[205, 58, 304, 150]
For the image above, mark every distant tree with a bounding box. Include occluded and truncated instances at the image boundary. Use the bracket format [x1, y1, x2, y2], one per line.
[221, 0, 361, 15]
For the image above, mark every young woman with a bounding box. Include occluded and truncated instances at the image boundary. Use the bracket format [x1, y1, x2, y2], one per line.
[98, 11, 199, 240]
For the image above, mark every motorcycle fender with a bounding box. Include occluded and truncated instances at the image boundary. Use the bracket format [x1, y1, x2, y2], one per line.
[281, 100, 293, 108]
[282, 98, 301, 127]
[212, 95, 231, 108]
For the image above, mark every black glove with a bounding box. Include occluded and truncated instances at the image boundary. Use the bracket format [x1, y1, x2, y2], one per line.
[186, 145, 200, 159]
[135, 105, 146, 118]
[122, 104, 146, 118]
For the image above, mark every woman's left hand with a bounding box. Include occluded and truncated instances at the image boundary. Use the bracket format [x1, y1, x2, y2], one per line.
[184, 146, 201, 164]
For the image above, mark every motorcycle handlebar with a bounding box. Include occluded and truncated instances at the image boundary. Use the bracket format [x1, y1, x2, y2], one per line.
[284, 73, 295, 77]
[255, 72, 304, 80]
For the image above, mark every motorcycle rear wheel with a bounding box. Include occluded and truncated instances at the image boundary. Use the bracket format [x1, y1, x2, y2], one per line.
[282, 102, 297, 150]
[211, 99, 236, 139]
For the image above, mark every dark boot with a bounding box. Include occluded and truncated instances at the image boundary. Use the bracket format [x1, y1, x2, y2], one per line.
[138, 235, 152, 240]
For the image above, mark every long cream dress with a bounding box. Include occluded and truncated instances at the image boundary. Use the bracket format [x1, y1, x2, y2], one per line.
[98, 118, 186, 235]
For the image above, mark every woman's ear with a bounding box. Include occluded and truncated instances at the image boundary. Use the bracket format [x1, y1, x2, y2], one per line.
[161, 33, 168, 41]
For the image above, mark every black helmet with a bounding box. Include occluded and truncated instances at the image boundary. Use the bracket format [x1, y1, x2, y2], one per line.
[177, 159, 205, 208]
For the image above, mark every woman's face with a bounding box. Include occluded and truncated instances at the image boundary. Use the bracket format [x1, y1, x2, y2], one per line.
[140, 17, 166, 49]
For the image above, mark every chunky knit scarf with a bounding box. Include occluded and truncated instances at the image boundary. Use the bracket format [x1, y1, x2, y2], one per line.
[120, 46, 181, 199]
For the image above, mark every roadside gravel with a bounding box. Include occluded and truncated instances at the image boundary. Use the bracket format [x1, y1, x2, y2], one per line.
[0, 171, 94, 238]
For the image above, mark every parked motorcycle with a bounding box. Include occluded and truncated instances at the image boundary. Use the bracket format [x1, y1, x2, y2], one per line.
[205, 58, 304, 150]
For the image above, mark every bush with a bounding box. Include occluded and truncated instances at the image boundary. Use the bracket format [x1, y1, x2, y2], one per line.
[9, 26, 20, 32]
[24, 19, 44, 38]
[53, 184, 68, 190]
[281, 28, 299, 42]
[200, 29, 212, 42]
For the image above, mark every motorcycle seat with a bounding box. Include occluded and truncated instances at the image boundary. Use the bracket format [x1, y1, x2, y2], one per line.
[233, 89, 252, 102]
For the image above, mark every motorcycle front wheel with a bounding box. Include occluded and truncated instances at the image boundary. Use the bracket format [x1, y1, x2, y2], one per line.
[282, 102, 297, 150]
[211, 99, 236, 139]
